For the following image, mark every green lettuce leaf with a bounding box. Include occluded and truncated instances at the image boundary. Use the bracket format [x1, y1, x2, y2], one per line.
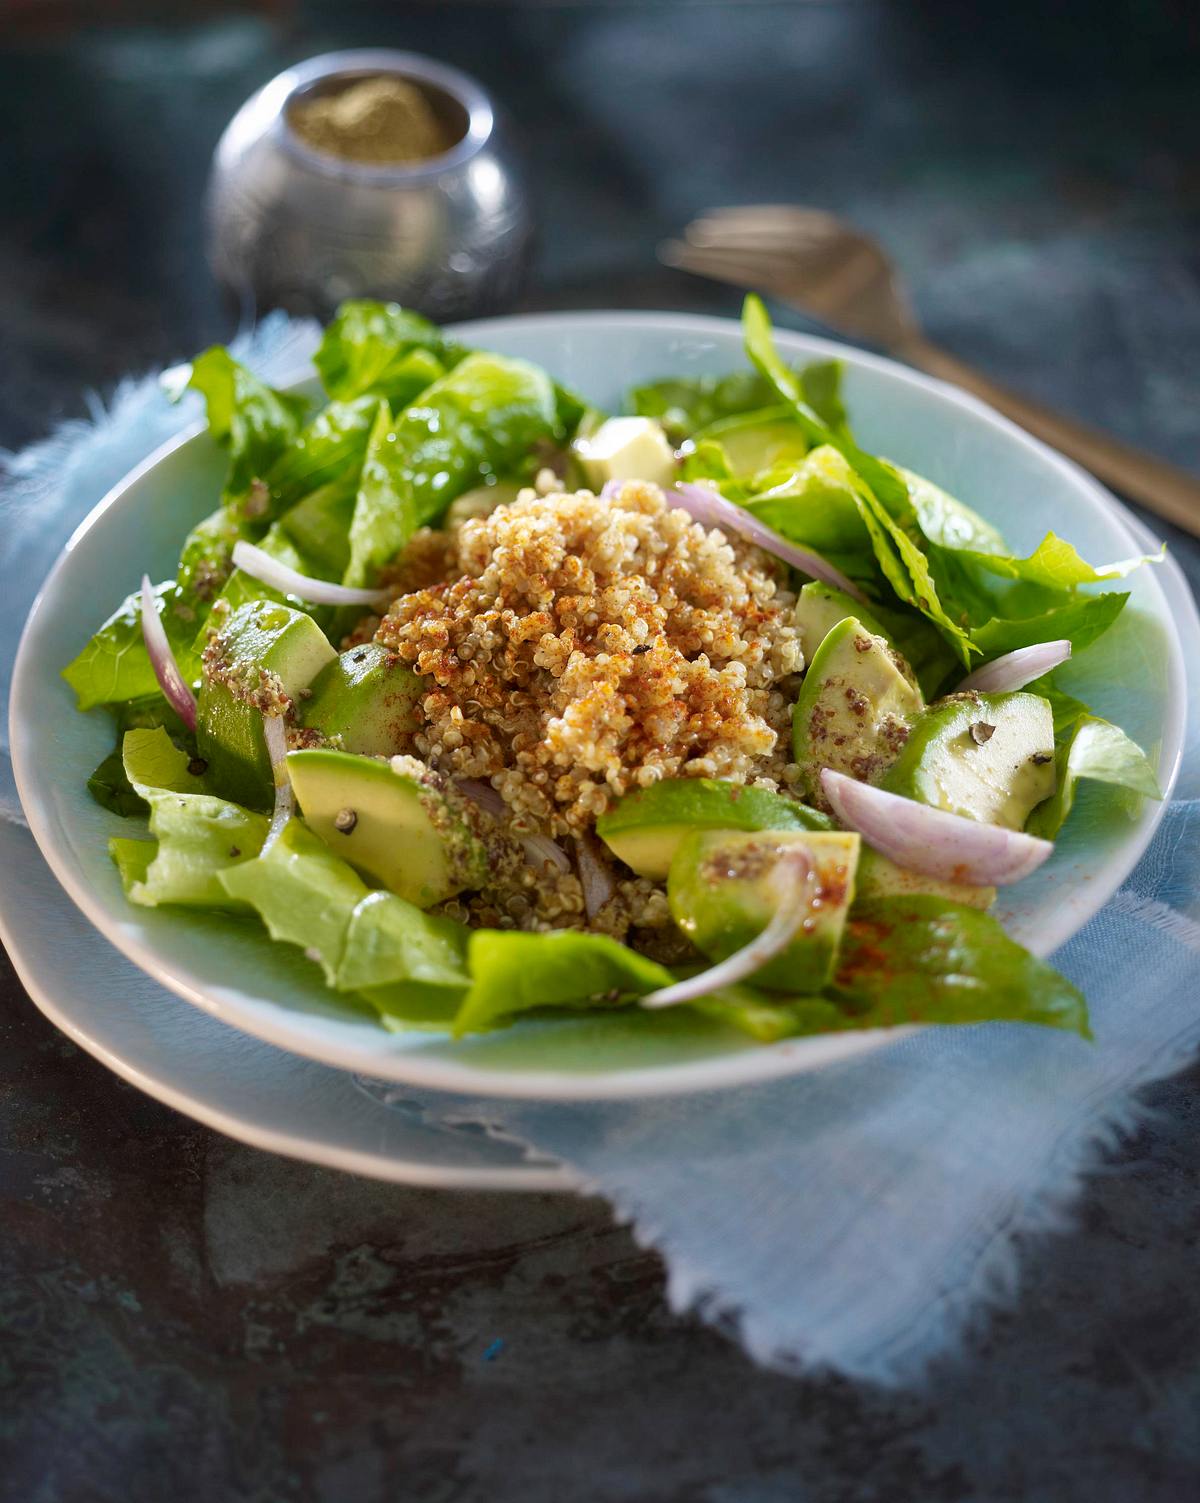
[969, 591, 1129, 658]
[62, 581, 200, 711]
[743, 294, 909, 516]
[336, 889, 469, 992]
[119, 728, 267, 909]
[217, 817, 368, 983]
[832, 896, 1089, 1035]
[955, 532, 1163, 590]
[628, 358, 847, 444]
[259, 395, 384, 522]
[1026, 715, 1161, 839]
[89, 748, 148, 817]
[453, 930, 672, 1035]
[313, 300, 445, 403]
[901, 469, 1006, 555]
[176, 507, 258, 612]
[344, 351, 558, 586]
[109, 837, 156, 889]
[182, 347, 308, 515]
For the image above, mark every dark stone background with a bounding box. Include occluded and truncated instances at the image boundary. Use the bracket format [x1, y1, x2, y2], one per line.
[2, 3, 1198, 1499]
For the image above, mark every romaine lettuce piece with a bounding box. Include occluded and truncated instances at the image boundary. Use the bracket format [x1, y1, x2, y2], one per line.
[89, 747, 148, 817]
[628, 359, 847, 444]
[217, 818, 368, 984]
[180, 347, 308, 515]
[62, 581, 200, 712]
[314, 300, 445, 402]
[1026, 715, 1161, 839]
[344, 352, 558, 586]
[120, 728, 267, 909]
[955, 532, 1164, 591]
[969, 592, 1129, 659]
[176, 507, 258, 611]
[335, 890, 469, 992]
[260, 395, 383, 522]
[109, 836, 157, 891]
[453, 930, 672, 1035]
[832, 896, 1089, 1035]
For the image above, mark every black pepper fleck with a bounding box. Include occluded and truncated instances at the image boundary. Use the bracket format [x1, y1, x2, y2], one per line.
[187, 757, 208, 776]
[969, 722, 996, 746]
[334, 807, 358, 833]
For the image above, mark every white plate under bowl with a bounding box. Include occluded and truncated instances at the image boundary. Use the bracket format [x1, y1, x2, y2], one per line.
[9, 312, 1190, 1100]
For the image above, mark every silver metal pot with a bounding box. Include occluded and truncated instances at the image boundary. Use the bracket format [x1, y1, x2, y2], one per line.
[206, 49, 533, 322]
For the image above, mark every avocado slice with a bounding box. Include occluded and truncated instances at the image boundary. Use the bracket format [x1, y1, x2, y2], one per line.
[792, 615, 924, 804]
[855, 847, 995, 911]
[596, 777, 830, 880]
[880, 691, 1055, 831]
[286, 749, 487, 908]
[667, 828, 860, 992]
[197, 601, 336, 809]
[300, 643, 423, 756]
[793, 581, 891, 663]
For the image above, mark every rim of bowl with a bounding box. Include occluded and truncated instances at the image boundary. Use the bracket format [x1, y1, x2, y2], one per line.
[10, 311, 1191, 1102]
[233, 49, 495, 186]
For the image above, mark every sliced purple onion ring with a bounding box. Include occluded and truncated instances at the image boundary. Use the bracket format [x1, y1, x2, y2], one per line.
[455, 777, 506, 819]
[261, 713, 294, 854]
[957, 640, 1072, 694]
[599, 479, 624, 501]
[139, 574, 197, 732]
[455, 779, 572, 873]
[669, 481, 869, 604]
[232, 541, 391, 610]
[640, 849, 814, 1009]
[521, 832, 572, 874]
[576, 830, 616, 919]
[820, 768, 1053, 887]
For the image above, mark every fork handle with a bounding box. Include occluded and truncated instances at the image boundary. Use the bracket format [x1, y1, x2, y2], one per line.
[897, 335, 1200, 539]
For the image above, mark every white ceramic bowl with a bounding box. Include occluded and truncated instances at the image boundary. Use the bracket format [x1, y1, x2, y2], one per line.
[10, 312, 1189, 1100]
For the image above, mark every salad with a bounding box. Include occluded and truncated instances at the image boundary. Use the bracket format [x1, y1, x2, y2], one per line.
[63, 296, 1164, 1045]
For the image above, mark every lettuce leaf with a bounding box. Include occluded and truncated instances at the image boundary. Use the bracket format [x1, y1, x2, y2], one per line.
[1026, 715, 1162, 839]
[832, 896, 1089, 1035]
[119, 728, 267, 909]
[344, 352, 558, 586]
[62, 580, 200, 711]
[953, 532, 1163, 591]
[181, 348, 308, 515]
[628, 358, 847, 444]
[313, 300, 446, 403]
[969, 591, 1129, 658]
[335, 889, 469, 992]
[89, 747, 148, 817]
[217, 818, 368, 984]
[453, 930, 672, 1035]
[109, 836, 156, 889]
[260, 395, 383, 522]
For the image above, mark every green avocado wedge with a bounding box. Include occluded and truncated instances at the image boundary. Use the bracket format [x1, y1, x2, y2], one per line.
[792, 615, 923, 803]
[880, 691, 1055, 831]
[667, 828, 860, 993]
[197, 600, 336, 809]
[854, 847, 995, 911]
[299, 643, 423, 756]
[595, 777, 831, 880]
[792, 581, 891, 663]
[286, 749, 486, 908]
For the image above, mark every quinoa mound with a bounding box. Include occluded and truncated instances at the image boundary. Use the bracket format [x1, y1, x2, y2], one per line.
[374, 480, 805, 839]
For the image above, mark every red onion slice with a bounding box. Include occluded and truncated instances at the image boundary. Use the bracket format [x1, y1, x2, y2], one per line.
[455, 777, 506, 819]
[957, 640, 1072, 694]
[139, 575, 197, 732]
[669, 482, 869, 605]
[522, 832, 572, 874]
[576, 830, 616, 919]
[455, 778, 571, 873]
[232, 541, 391, 610]
[261, 713, 294, 854]
[640, 849, 814, 1009]
[820, 769, 1053, 886]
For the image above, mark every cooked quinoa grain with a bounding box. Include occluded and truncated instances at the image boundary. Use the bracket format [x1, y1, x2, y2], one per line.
[375, 480, 805, 840]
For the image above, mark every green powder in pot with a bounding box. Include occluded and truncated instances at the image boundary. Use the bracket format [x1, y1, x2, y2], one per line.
[288, 76, 453, 166]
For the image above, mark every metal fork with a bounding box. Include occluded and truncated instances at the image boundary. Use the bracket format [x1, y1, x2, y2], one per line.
[661, 205, 1200, 538]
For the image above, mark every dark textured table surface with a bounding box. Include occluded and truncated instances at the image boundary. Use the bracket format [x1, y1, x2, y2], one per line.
[2, 4, 1199, 1500]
